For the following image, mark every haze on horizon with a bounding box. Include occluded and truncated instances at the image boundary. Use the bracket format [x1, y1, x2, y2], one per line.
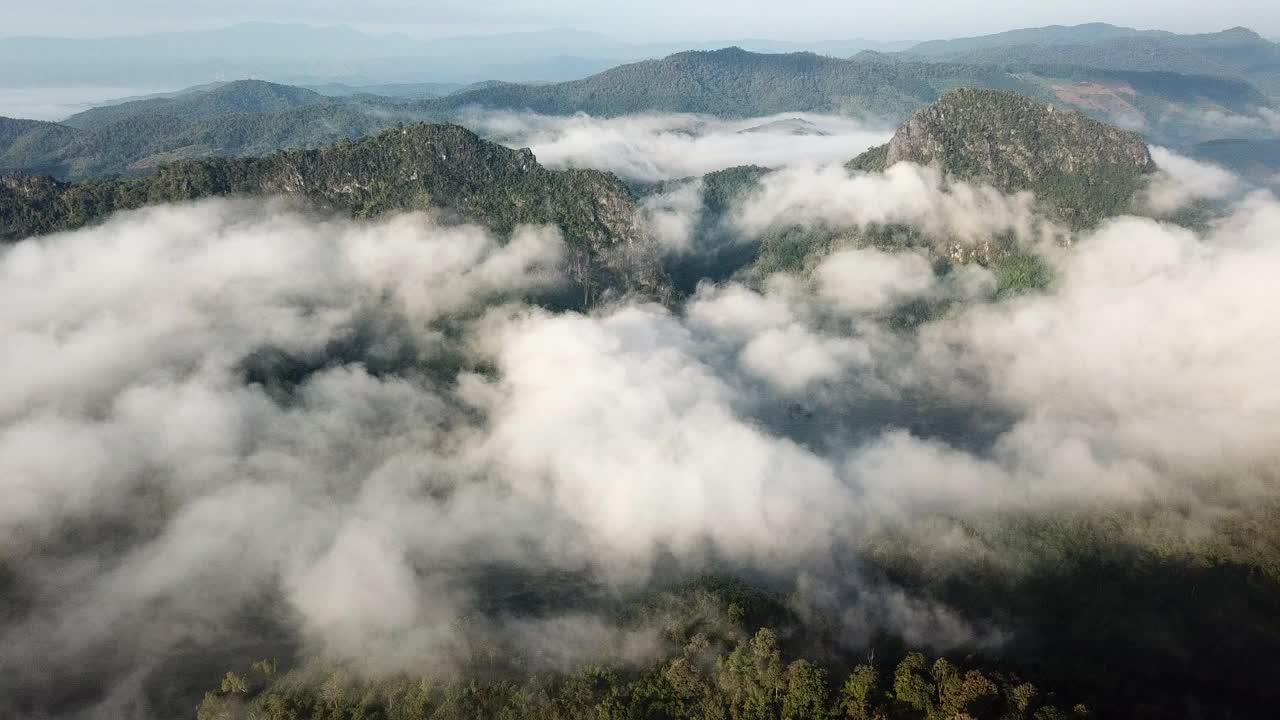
[4, 0, 1278, 42]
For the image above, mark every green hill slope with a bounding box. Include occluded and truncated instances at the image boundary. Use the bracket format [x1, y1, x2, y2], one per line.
[1, 123, 667, 303]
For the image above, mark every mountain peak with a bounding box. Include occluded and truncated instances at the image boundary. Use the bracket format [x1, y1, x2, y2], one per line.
[870, 89, 1157, 226]
[1221, 26, 1262, 37]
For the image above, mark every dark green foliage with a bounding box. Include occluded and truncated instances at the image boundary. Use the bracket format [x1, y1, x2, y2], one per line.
[885, 89, 1157, 228]
[781, 660, 828, 720]
[891, 653, 934, 717]
[993, 253, 1053, 296]
[422, 48, 1038, 121]
[194, 644, 1077, 720]
[845, 144, 889, 174]
[1, 123, 667, 302]
[0, 81, 428, 181]
[1, 44, 1272, 184]
[861, 505, 1280, 720]
[0, 117, 79, 176]
[61, 80, 332, 130]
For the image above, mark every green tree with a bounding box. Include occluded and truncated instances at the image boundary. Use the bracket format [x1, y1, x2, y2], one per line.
[781, 659, 828, 720]
[839, 662, 883, 720]
[893, 653, 935, 718]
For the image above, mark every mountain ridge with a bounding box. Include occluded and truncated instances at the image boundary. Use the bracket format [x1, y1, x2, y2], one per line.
[0, 123, 668, 304]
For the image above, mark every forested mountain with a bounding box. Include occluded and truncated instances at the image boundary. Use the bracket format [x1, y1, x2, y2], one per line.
[851, 88, 1157, 226]
[421, 48, 1032, 120]
[905, 22, 1171, 55]
[644, 89, 1160, 293]
[419, 46, 1277, 146]
[195, 578, 1096, 720]
[0, 123, 666, 302]
[904, 25, 1280, 99]
[61, 80, 332, 130]
[0, 81, 423, 180]
[0, 116, 79, 174]
[1, 39, 1276, 183]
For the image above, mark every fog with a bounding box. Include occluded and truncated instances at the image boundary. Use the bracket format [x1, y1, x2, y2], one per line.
[466, 111, 893, 182]
[0, 86, 167, 121]
[3, 144, 1279, 718]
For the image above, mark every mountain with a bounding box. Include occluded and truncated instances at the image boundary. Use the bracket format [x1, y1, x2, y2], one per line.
[850, 88, 1157, 227]
[1190, 138, 1280, 187]
[61, 80, 332, 130]
[0, 106, 412, 181]
[646, 90, 1160, 291]
[1, 43, 1273, 184]
[0, 24, 907, 88]
[422, 46, 1274, 146]
[422, 47, 1033, 120]
[0, 116, 78, 174]
[0, 81, 428, 180]
[738, 118, 829, 136]
[303, 81, 470, 100]
[903, 25, 1280, 100]
[0, 124, 666, 303]
[906, 22, 1170, 56]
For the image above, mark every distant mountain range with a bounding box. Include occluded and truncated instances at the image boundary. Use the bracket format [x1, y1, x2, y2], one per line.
[0, 122, 667, 304]
[0, 24, 1276, 184]
[1, 89, 1179, 309]
[0, 23, 912, 87]
[902, 24, 1280, 98]
[849, 88, 1157, 227]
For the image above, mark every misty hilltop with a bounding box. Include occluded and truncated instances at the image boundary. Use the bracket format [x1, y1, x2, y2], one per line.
[850, 89, 1157, 226]
[2, 29, 1278, 184]
[903, 24, 1280, 98]
[419, 47, 1027, 120]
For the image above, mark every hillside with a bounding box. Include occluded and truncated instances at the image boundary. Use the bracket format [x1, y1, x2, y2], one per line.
[61, 79, 332, 129]
[852, 88, 1157, 227]
[422, 48, 1033, 120]
[905, 25, 1280, 99]
[647, 90, 1160, 289]
[0, 86, 424, 180]
[0, 43, 1273, 183]
[426, 47, 1277, 145]
[0, 124, 667, 303]
[908, 23, 1169, 56]
[0, 117, 79, 174]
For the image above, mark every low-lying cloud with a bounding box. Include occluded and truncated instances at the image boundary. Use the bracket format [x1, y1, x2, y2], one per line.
[1145, 146, 1242, 212]
[732, 163, 1059, 246]
[3, 154, 1280, 719]
[465, 110, 892, 182]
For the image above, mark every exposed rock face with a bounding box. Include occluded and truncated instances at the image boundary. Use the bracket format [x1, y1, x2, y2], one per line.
[886, 88, 1155, 180]
[854, 88, 1158, 227]
[0, 123, 668, 304]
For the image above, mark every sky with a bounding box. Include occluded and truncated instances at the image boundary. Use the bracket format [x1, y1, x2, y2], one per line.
[3, 0, 1278, 41]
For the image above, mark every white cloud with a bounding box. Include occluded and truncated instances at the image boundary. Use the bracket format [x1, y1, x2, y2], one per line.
[816, 247, 937, 314]
[466, 111, 892, 182]
[732, 162, 1058, 246]
[6, 163, 1280, 719]
[1145, 146, 1242, 213]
